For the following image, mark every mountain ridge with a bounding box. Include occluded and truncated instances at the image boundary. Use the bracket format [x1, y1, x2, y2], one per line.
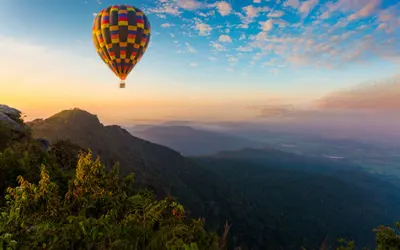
[128, 124, 267, 156]
[27, 108, 205, 201]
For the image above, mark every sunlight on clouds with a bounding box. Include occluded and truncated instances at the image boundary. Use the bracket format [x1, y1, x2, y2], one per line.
[283, 0, 300, 9]
[1, 36, 312, 123]
[267, 10, 285, 18]
[215, 1, 232, 16]
[218, 35, 232, 42]
[3, 0, 399, 123]
[317, 76, 400, 111]
[348, 0, 380, 21]
[236, 5, 270, 28]
[195, 22, 212, 36]
[260, 19, 273, 31]
[299, 0, 319, 17]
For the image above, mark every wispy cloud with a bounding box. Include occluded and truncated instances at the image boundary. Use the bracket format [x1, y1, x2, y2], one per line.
[148, 0, 208, 16]
[348, 0, 381, 21]
[161, 23, 174, 28]
[267, 10, 285, 18]
[299, 0, 319, 17]
[236, 5, 270, 28]
[283, 0, 300, 9]
[185, 42, 197, 53]
[195, 22, 212, 36]
[210, 41, 227, 51]
[248, 104, 298, 118]
[317, 77, 400, 111]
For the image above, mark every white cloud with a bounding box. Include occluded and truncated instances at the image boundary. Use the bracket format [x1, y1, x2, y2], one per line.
[261, 19, 274, 31]
[299, 0, 319, 17]
[237, 46, 253, 52]
[189, 62, 198, 67]
[157, 14, 167, 19]
[161, 23, 174, 28]
[195, 22, 212, 36]
[267, 10, 285, 18]
[283, 0, 299, 9]
[228, 57, 239, 63]
[149, 0, 214, 17]
[236, 5, 270, 28]
[170, 33, 175, 37]
[210, 41, 227, 51]
[209, 56, 218, 61]
[185, 42, 197, 53]
[254, 0, 261, 3]
[348, 0, 380, 21]
[216, 1, 232, 16]
[199, 10, 216, 18]
[244, 5, 262, 18]
[150, 5, 181, 16]
[177, 0, 203, 10]
[218, 35, 232, 42]
[239, 34, 246, 40]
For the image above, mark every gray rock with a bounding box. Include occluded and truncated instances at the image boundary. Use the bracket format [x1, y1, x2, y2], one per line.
[0, 104, 21, 117]
[0, 104, 26, 132]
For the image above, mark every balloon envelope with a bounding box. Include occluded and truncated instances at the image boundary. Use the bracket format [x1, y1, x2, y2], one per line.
[92, 4, 151, 84]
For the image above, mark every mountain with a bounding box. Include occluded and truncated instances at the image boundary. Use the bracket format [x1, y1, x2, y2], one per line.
[128, 125, 267, 156]
[27, 108, 400, 249]
[27, 108, 211, 202]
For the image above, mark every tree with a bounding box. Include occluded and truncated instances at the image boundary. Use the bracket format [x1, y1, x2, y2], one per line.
[374, 222, 400, 250]
[0, 152, 223, 250]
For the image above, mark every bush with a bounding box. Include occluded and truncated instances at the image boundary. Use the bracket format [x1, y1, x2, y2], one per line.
[0, 152, 222, 250]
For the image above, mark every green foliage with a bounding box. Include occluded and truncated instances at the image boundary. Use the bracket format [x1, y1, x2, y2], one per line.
[336, 238, 356, 250]
[373, 222, 400, 250]
[0, 152, 222, 250]
[0, 138, 50, 207]
[48, 139, 88, 171]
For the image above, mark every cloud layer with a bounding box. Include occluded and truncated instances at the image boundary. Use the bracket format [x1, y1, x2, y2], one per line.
[143, 0, 399, 74]
[317, 77, 400, 111]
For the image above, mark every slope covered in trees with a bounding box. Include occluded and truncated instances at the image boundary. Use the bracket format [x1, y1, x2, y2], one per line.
[0, 106, 225, 249]
[1, 105, 399, 249]
[128, 125, 266, 156]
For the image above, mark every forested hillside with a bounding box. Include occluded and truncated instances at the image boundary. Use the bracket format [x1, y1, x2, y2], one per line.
[0, 106, 225, 249]
[1, 105, 400, 249]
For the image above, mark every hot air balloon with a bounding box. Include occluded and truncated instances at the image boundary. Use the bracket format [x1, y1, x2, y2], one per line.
[92, 4, 151, 88]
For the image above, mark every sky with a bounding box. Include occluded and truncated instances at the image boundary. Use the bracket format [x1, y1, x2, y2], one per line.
[0, 0, 399, 124]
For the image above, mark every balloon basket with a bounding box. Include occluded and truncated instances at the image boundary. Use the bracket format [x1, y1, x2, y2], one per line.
[119, 81, 126, 88]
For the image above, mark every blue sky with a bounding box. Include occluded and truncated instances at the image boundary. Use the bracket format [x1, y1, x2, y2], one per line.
[0, 0, 399, 123]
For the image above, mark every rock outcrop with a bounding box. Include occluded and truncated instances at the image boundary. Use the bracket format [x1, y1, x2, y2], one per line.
[0, 104, 27, 132]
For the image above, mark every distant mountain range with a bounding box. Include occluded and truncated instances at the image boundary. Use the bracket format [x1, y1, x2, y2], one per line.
[128, 125, 267, 156]
[27, 108, 400, 249]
